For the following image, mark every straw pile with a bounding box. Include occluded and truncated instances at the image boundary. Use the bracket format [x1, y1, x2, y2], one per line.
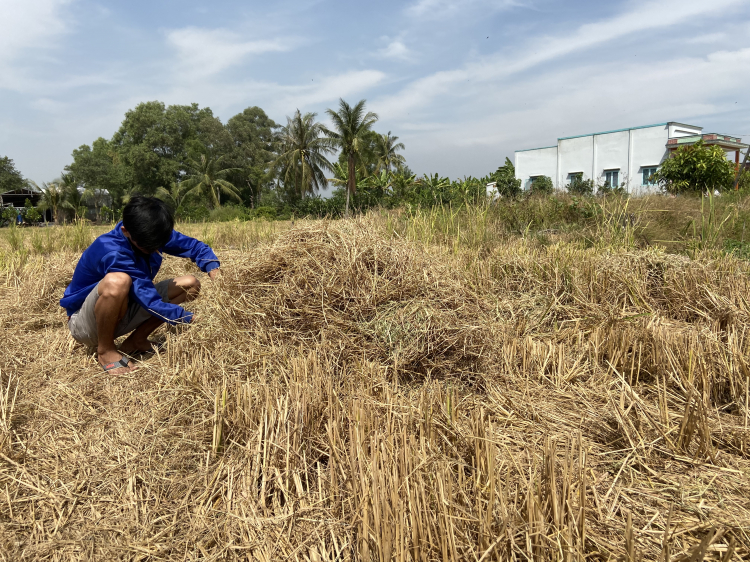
[0, 217, 748, 561]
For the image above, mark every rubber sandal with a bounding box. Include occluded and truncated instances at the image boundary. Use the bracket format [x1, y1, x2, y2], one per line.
[102, 356, 131, 372]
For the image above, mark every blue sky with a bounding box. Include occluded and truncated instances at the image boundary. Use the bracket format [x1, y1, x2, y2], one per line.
[2, 0, 750, 187]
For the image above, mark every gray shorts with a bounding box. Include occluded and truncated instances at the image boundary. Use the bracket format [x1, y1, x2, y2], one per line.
[68, 279, 172, 347]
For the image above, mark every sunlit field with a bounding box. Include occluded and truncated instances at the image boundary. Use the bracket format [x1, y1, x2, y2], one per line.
[1, 197, 749, 560]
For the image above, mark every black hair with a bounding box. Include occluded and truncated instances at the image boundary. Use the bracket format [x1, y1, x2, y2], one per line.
[122, 196, 174, 252]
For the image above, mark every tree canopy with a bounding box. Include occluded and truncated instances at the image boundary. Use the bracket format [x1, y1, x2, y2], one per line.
[325, 99, 379, 217]
[0, 156, 27, 193]
[653, 140, 736, 194]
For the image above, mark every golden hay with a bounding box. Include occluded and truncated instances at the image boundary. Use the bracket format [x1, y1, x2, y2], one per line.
[0, 215, 748, 561]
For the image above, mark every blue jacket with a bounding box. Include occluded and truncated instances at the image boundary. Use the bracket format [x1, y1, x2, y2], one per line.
[60, 222, 220, 324]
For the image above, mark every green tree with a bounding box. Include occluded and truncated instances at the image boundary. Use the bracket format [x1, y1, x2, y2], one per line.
[0, 156, 26, 193]
[61, 173, 87, 220]
[271, 110, 333, 201]
[652, 140, 735, 194]
[360, 170, 392, 204]
[178, 151, 242, 209]
[109, 101, 218, 195]
[490, 158, 522, 198]
[325, 99, 379, 217]
[225, 107, 278, 208]
[390, 172, 417, 204]
[374, 132, 406, 175]
[419, 173, 451, 205]
[22, 198, 42, 225]
[38, 181, 65, 223]
[66, 138, 131, 208]
[155, 182, 186, 211]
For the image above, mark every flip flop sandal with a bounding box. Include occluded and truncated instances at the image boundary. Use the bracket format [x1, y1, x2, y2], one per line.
[102, 356, 132, 372]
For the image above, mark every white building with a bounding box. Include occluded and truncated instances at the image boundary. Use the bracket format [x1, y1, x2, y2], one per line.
[515, 122, 748, 194]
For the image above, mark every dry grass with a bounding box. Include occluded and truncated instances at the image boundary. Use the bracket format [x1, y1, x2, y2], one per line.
[0, 213, 749, 560]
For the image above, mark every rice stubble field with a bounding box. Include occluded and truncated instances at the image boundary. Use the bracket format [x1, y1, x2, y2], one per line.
[0, 210, 749, 560]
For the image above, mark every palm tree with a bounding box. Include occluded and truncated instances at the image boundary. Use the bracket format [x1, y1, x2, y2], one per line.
[61, 174, 86, 221]
[374, 132, 405, 175]
[155, 182, 185, 211]
[82, 186, 109, 222]
[38, 180, 64, 223]
[327, 162, 351, 189]
[179, 152, 242, 209]
[271, 110, 334, 200]
[420, 173, 450, 204]
[325, 99, 379, 217]
[361, 170, 392, 201]
[390, 172, 417, 203]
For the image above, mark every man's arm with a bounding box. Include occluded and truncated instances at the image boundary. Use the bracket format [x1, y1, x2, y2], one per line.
[102, 252, 193, 325]
[162, 230, 220, 274]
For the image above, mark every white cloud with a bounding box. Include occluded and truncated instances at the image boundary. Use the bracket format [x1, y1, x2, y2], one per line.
[377, 0, 745, 119]
[386, 46, 750, 176]
[0, 0, 73, 60]
[406, 0, 521, 19]
[377, 39, 412, 61]
[0, 0, 74, 91]
[165, 27, 291, 77]
[686, 32, 727, 44]
[147, 69, 387, 120]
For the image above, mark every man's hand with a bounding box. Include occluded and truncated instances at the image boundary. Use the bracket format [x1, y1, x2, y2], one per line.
[208, 268, 220, 281]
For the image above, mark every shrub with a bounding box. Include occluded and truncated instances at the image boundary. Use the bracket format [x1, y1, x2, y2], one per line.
[529, 176, 554, 196]
[491, 158, 522, 198]
[567, 177, 595, 196]
[597, 181, 627, 197]
[249, 206, 278, 220]
[209, 205, 247, 222]
[176, 204, 211, 223]
[22, 199, 42, 225]
[653, 140, 735, 194]
[2, 206, 20, 227]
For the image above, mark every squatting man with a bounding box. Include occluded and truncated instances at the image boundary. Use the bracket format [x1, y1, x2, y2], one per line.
[60, 196, 220, 374]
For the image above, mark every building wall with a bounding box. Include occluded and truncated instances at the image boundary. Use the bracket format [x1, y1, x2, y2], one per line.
[515, 122, 685, 193]
[630, 126, 669, 194]
[668, 123, 702, 138]
[515, 146, 558, 190]
[594, 131, 629, 185]
[558, 135, 594, 186]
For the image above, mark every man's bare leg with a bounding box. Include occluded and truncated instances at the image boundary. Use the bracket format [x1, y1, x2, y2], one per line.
[95, 272, 135, 374]
[119, 275, 201, 354]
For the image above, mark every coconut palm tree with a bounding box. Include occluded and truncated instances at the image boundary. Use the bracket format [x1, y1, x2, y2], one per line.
[271, 110, 334, 200]
[61, 174, 86, 221]
[38, 180, 65, 223]
[155, 182, 185, 211]
[179, 152, 242, 209]
[374, 132, 405, 175]
[325, 99, 379, 217]
[82, 185, 110, 222]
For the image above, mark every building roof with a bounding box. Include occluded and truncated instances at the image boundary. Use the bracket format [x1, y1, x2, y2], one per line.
[667, 133, 747, 150]
[515, 122, 739, 153]
[1, 186, 41, 196]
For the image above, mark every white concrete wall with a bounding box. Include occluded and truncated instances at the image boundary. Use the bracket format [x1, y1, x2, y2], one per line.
[593, 131, 629, 186]
[668, 123, 702, 138]
[630, 126, 669, 194]
[515, 147, 557, 190]
[558, 135, 593, 186]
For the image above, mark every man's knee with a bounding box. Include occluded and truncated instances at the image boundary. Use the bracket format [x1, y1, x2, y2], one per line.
[98, 272, 132, 299]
